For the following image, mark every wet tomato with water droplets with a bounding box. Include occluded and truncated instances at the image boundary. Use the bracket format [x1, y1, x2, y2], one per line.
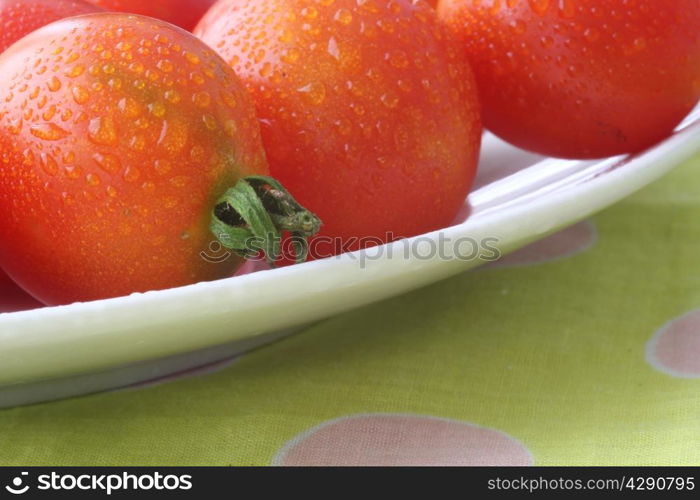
[438, 0, 700, 158]
[0, 14, 274, 305]
[196, 0, 482, 255]
[0, 0, 102, 54]
[84, 0, 217, 31]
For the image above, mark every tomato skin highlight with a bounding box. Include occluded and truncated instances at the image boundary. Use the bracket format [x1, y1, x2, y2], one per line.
[84, 0, 217, 31]
[196, 0, 482, 254]
[0, 14, 268, 305]
[0, 0, 102, 54]
[438, 0, 700, 159]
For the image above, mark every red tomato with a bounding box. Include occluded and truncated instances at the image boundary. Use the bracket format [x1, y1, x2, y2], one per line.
[438, 0, 700, 159]
[0, 0, 101, 54]
[196, 0, 482, 255]
[84, 0, 217, 31]
[0, 13, 302, 305]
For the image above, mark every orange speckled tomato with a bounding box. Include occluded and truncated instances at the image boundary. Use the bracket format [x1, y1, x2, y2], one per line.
[0, 13, 269, 305]
[84, 0, 217, 31]
[438, 0, 700, 159]
[196, 0, 482, 253]
[0, 0, 101, 54]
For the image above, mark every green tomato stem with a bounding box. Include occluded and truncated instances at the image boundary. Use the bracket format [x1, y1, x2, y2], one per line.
[210, 176, 321, 266]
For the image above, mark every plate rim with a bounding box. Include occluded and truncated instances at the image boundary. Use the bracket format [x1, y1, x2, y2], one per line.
[1, 117, 698, 388]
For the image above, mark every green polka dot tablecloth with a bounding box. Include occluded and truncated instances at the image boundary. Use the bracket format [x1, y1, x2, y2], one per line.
[2, 153, 700, 467]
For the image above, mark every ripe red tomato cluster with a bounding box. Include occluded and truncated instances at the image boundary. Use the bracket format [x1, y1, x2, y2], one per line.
[0, 0, 697, 305]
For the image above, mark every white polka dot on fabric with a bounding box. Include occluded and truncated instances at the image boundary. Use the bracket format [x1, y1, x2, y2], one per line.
[273, 414, 533, 466]
[647, 310, 700, 378]
[487, 220, 597, 269]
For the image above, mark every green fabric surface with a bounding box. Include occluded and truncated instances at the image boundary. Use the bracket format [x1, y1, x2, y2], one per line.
[2, 154, 700, 466]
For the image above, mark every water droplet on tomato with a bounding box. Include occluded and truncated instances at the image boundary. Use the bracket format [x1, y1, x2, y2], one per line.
[557, 0, 576, 18]
[201, 114, 217, 130]
[86, 173, 101, 186]
[118, 97, 141, 117]
[335, 118, 352, 136]
[190, 145, 206, 163]
[192, 91, 211, 108]
[61, 192, 76, 206]
[63, 151, 75, 164]
[30, 123, 70, 141]
[72, 85, 89, 104]
[42, 105, 57, 121]
[536, 36, 553, 50]
[66, 64, 85, 78]
[123, 166, 141, 182]
[397, 79, 413, 92]
[8, 118, 23, 135]
[282, 48, 301, 63]
[169, 176, 190, 188]
[220, 90, 237, 108]
[129, 61, 145, 73]
[148, 101, 166, 117]
[65, 164, 82, 180]
[39, 153, 59, 175]
[297, 81, 326, 105]
[301, 6, 318, 19]
[334, 8, 352, 25]
[389, 50, 409, 68]
[129, 134, 146, 151]
[583, 28, 600, 42]
[381, 92, 399, 108]
[88, 116, 118, 146]
[163, 196, 179, 209]
[156, 59, 174, 72]
[259, 62, 273, 78]
[157, 119, 188, 154]
[93, 152, 121, 173]
[22, 148, 34, 166]
[47, 76, 62, 92]
[184, 51, 200, 65]
[154, 159, 172, 175]
[633, 37, 647, 51]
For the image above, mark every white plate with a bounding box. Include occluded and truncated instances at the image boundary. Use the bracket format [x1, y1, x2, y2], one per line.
[1, 106, 699, 408]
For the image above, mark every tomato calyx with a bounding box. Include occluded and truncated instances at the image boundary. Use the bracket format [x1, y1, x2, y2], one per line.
[211, 176, 321, 266]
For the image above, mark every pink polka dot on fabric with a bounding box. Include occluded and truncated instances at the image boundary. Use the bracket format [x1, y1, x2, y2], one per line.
[488, 220, 597, 269]
[647, 310, 700, 378]
[273, 414, 533, 466]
